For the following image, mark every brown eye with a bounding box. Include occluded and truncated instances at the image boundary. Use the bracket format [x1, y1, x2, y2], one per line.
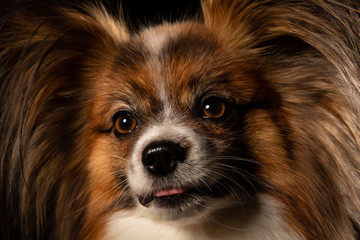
[202, 98, 227, 119]
[113, 112, 137, 135]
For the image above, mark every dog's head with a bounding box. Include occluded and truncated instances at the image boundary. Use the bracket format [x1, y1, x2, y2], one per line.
[90, 22, 262, 221]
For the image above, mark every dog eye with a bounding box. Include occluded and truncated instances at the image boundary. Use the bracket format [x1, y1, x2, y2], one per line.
[202, 98, 227, 119]
[113, 111, 137, 135]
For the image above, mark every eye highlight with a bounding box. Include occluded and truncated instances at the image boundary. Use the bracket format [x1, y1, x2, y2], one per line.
[202, 97, 227, 119]
[113, 111, 137, 136]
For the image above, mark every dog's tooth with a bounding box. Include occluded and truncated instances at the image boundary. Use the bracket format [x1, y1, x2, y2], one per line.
[138, 195, 154, 207]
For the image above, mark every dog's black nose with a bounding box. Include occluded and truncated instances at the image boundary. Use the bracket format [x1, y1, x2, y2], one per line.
[142, 141, 186, 176]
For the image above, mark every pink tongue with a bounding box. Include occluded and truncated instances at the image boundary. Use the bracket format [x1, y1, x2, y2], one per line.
[154, 188, 186, 197]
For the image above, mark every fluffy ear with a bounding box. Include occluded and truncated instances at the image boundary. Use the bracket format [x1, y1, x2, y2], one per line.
[201, 0, 269, 49]
[201, 0, 360, 101]
[202, 0, 312, 47]
[71, 4, 129, 44]
[0, 1, 130, 118]
[201, 0, 358, 60]
[0, 2, 129, 239]
[1, 2, 129, 53]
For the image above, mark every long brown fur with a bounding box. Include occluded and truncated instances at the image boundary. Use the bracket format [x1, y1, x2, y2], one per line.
[202, 0, 360, 238]
[1, 0, 360, 239]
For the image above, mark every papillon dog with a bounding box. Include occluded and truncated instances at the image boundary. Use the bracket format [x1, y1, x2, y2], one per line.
[1, 0, 360, 239]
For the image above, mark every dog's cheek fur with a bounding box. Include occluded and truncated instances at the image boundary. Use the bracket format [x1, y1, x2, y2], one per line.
[257, 38, 360, 239]
[86, 135, 133, 239]
[245, 108, 353, 239]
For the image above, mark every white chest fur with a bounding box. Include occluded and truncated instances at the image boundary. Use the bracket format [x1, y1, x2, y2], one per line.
[103, 195, 301, 240]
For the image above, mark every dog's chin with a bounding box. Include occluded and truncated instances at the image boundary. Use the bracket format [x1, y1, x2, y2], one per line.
[136, 178, 236, 220]
[141, 193, 208, 220]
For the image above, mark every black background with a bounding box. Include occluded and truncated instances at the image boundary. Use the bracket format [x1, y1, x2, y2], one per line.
[119, 0, 201, 31]
[94, 0, 202, 32]
[0, 0, 202, 32]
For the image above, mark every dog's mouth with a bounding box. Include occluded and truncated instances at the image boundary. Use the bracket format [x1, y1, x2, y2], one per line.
[137, 178, 233, 209]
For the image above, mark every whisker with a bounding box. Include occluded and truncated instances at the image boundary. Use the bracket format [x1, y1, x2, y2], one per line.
[203, 168, 254, 200]
[212, 163, 276, 193]
[206, 155, 263, 167]
[206, 214, 248, 232]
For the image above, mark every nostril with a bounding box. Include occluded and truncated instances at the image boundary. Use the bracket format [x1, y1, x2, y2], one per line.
[141, 141, 186, 176]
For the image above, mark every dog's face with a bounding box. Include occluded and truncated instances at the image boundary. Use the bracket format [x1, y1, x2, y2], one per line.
[89, 23, 263, 221]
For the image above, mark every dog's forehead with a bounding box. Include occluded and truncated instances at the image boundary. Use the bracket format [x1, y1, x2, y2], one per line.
[139, 23, 183, 58]
[112, 23, 220, 110]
